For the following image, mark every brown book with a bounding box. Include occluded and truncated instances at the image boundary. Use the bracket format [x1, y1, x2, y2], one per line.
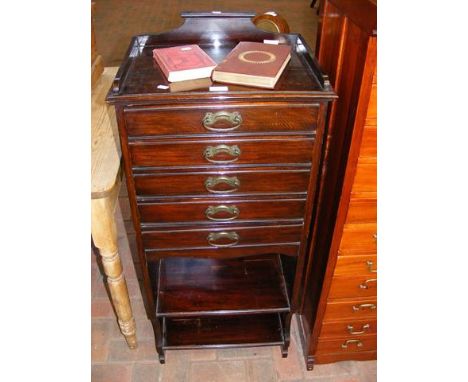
[212, 42, 291, 89]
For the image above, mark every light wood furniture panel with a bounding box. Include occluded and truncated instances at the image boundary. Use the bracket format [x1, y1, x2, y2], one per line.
[91, 3, 137, 348]
[297, 0, 377, 369]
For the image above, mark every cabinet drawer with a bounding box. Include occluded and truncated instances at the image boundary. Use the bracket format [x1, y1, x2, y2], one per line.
[141, 224, 303, 251]
[124, 105, 319, 136]
[351, 161, 376, 193]
[133, 169, 310, 197]
[328, 275, 377, 299]
[345, 198, 376, 224]
[320, 319, 377, 339]
[339, 223, 377, 255]
[129, 137, 314, 167]
[138, 197, 306, 225]
[360, 125, 376, 159]
[323, 299, 377, 321]
[316, 335, 376, 354]
[145, 244, 300, 260]
[334, 255, 377, 276]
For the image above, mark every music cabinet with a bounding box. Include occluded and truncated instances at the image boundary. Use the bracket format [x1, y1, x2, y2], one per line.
[107, 12, 335, 363]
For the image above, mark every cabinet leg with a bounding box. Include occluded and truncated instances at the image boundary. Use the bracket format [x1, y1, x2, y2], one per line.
[281, 344, 289, 358]
[92, 196, 137, 349]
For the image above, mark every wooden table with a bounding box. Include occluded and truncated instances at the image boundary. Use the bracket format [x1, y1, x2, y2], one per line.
[91, 66, 137, 349]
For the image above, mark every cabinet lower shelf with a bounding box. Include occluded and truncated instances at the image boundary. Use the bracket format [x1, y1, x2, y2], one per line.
[151, 254, 291, 317]
[162, 313, 286, 350]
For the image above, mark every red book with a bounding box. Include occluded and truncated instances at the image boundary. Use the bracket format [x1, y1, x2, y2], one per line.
[212, 42, 291, 89]
[152, 45, 217, 82]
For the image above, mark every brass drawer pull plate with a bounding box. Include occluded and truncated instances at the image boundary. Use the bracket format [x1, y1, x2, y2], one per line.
[366, 260, 377, 273]
[202, 111, 243, 131]
[341, 339, 363, 349]
[205, 205, 240, 221]
[205, 176, 240, 194]
[347, 324, 370, 335]
[207, 231, 239, 247]
[359, 278, 377, 289]
[204, 144, 241, 163]
[352, 303, 376, 312]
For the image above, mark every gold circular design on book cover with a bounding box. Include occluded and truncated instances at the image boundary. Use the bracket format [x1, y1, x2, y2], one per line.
[238, 51, 276, 64]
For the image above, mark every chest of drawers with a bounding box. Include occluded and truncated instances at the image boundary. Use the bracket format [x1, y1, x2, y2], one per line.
[297, 0, 377, 370]
[107, 12, 335, 363]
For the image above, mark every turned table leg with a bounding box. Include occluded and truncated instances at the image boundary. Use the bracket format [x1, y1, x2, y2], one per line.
[91, 194, 137, 349]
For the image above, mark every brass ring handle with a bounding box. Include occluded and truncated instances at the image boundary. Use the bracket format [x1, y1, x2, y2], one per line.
[352, 303, 376, 312]
[202, 111, 243, 131]
[373, 233, 377, 241]
[347, 324, 370, 335]
[207, 231, 239, 247]
[204, 145, 241, 164]
[366, 260, 377, 273]
[205, 176, 240, 194]
[205, 205, 240, 221]
[359, 278, 377, 289]
[341, 339, 363, 349]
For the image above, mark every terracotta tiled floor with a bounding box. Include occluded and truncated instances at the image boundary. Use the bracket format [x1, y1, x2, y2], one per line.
[91, 191, 377, 382]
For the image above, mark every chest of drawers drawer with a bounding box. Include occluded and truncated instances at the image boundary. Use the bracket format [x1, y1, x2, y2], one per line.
[315, 335, 376, 355]
[328, 276, 377, 299]
[319, 318, 377, 338]
[123, 105, 319, 137]
[138, 197, 306, 225]
[133, 169, 311, 197]
[339, 223, 377, 255]
[129, 136, 315, 168]
[345, 198, 376, 224]
[322, 299, 377, 322]
[334, 255, 377, 276]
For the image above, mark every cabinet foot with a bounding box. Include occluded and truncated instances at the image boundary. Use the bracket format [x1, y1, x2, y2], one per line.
[281, 344, 289, 358]
[158, 352, 166, 364]
[306, 355, 315, 370]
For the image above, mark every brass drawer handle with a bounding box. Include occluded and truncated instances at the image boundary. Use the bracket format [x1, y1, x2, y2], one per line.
[373, 233, 377, 241]
[352, 303, 376, 312]
[205, 176, 240, 194]
[359, 278, 377, 289]
[205, 205, 240, 221]
[366, 260, 377, 273]
[341, 339, 363, 349]
[347, 324, 370, 335]
[207, 231, 239, 247]
[204, 144, 241, 164]
[202, 111, 243, 132]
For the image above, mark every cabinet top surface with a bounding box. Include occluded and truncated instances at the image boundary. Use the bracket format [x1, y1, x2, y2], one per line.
[106, 12, 335, 104]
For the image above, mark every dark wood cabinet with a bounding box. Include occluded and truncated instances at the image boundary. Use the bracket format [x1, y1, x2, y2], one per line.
[107, 12, 335, 363]
[296, 0, 377, 370]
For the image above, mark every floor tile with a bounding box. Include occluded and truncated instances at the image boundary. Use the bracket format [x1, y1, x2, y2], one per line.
[189, 360, 247, 382]
[247, 359, 277, 382]
[92, 363, 132, 382]
[132, 362, 161, 382]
